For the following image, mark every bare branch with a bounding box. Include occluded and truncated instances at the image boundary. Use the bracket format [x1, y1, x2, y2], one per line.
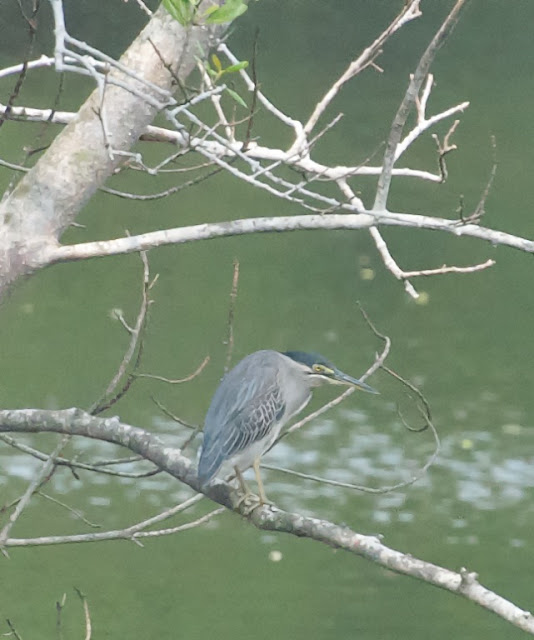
[0, 433, 161, 478]
[465, 135, 498, 223]
[0, 3, 226, 298]
[5, 619, 23, 640]
[73, 588, 92, 640]
[37, 492, 101, 529]
[2, 494, 224, 547]
[43, 212, 534, 265]
[374, 0, 468, 210]
[89, 252, 153, 414]
[432, 118, 460, 182]
[299, 1, 423, 144]
[401, 259, 495, 278]
[135, 355, 210, 384]
[0, 408, 533, 633]
[224, 259, 240, 373]
[0, 435, 69, 549]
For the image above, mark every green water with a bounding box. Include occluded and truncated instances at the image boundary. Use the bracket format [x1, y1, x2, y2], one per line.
[1, 1, 533, 638]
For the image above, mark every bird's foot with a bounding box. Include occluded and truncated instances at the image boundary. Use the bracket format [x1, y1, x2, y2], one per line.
[233, 491, 271, 515]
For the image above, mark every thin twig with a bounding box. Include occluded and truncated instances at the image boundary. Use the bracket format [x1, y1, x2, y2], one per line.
[242, 28, 259, 151]
[464, 134, 498, 224]
[401, 259, 495, 278]
[135, 355, 210, 384]
[432, 118, 460, 182]
[300, 0, 422, 143]
[90, 251, 155, 414]
[374, 0, 468, 211]
[37, 492, 101, 528]
[3, 495, 224, 547]
[0, 435, 69, 550]
[5, 619, 23, 640]
[74, 588, 92, 640]
[0, 433, 160, 478]
[224, 259, 240, 374]
[150, 395, 198, 430]
[281, 306, 389, 441]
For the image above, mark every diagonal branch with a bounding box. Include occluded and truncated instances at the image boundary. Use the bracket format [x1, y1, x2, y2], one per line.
[300, 1, 422, 144]
[0, 435, 69, 550]
[0, 3, 226, 300]
[374, 0, 468, 211]
[0, 408, 533, 634]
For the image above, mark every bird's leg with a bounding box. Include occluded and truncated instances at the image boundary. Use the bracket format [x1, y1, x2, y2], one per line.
[233, 466, 264, 513]
[253, 458, 269, 506]
[234, 466, 251, 497]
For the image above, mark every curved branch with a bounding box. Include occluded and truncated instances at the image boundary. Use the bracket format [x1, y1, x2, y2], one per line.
[41, 213, 534, 265]
[0, 408, 533, 634]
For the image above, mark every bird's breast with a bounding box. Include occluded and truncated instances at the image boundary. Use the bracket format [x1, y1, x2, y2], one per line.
[282, 374, 312, 422]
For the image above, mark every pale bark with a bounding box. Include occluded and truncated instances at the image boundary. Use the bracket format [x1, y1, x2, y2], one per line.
[1, 408, 533, 635]
[0, 5, 223, 298]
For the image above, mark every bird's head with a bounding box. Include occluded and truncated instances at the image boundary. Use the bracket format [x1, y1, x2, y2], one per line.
[282, 351, 378, 393]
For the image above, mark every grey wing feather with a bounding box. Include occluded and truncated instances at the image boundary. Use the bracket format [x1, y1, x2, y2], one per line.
[198, 352, 285, 484]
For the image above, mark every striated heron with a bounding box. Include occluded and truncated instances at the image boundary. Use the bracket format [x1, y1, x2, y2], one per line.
[198, 350, 378, 505]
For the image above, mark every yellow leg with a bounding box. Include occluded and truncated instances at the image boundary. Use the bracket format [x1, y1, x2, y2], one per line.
[253, 458, 268, 505]
[234, 466, 251, 497]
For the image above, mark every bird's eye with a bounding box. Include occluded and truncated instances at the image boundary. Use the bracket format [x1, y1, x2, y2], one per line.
[312, 364, 324, 373]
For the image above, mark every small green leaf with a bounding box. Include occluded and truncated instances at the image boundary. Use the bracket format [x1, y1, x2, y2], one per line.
[211, 54, 223, 72]
[206, 67, 218, 79]
[223, 61, 249, 74]
[225, 87, 247, 108]
[162, 0, 196, 26]
[202, 5, 219, 17]
[205, 0, 248, 24]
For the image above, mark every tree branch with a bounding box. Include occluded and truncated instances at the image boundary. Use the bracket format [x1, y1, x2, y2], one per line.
[0, 3, 225, 298]
[374, 0, 468, 210]
[0, 408, 532, 634]
[41, 213, 534, 264]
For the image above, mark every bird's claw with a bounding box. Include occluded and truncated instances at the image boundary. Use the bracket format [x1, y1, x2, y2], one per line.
[233, 491, 271, 515]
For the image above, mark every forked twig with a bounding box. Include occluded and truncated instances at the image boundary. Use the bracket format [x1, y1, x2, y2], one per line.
[3, 495, 225, 547]
[89, 251, 156, 414]
[0, 435, 69, 551]
[432, 118, 460, 182]
[374, 0, 468, 210]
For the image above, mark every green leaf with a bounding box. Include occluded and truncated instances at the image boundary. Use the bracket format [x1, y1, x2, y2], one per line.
[205, 0, 248, 24]
[223, 61, 249, 74]
[211, 54, 223, 72]
[162, 0, 196, 26]
[202, 5, 219, 17]
[225, 87, 247, 108]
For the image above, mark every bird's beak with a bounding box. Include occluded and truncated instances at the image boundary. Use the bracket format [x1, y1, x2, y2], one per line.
[333, 369, 379, 394]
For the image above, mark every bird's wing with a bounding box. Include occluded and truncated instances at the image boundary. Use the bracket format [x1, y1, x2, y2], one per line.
[198, 359, 285, 483]
[222, 382, 285, 457]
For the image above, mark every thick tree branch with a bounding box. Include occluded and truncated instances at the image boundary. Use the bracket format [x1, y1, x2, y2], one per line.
[0, 3, 224, 298]
[0, 408, 533, 634]
[41, 213, 534, 264]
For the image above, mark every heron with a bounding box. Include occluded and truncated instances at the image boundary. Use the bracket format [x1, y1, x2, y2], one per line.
[198, 350, 378, 505]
